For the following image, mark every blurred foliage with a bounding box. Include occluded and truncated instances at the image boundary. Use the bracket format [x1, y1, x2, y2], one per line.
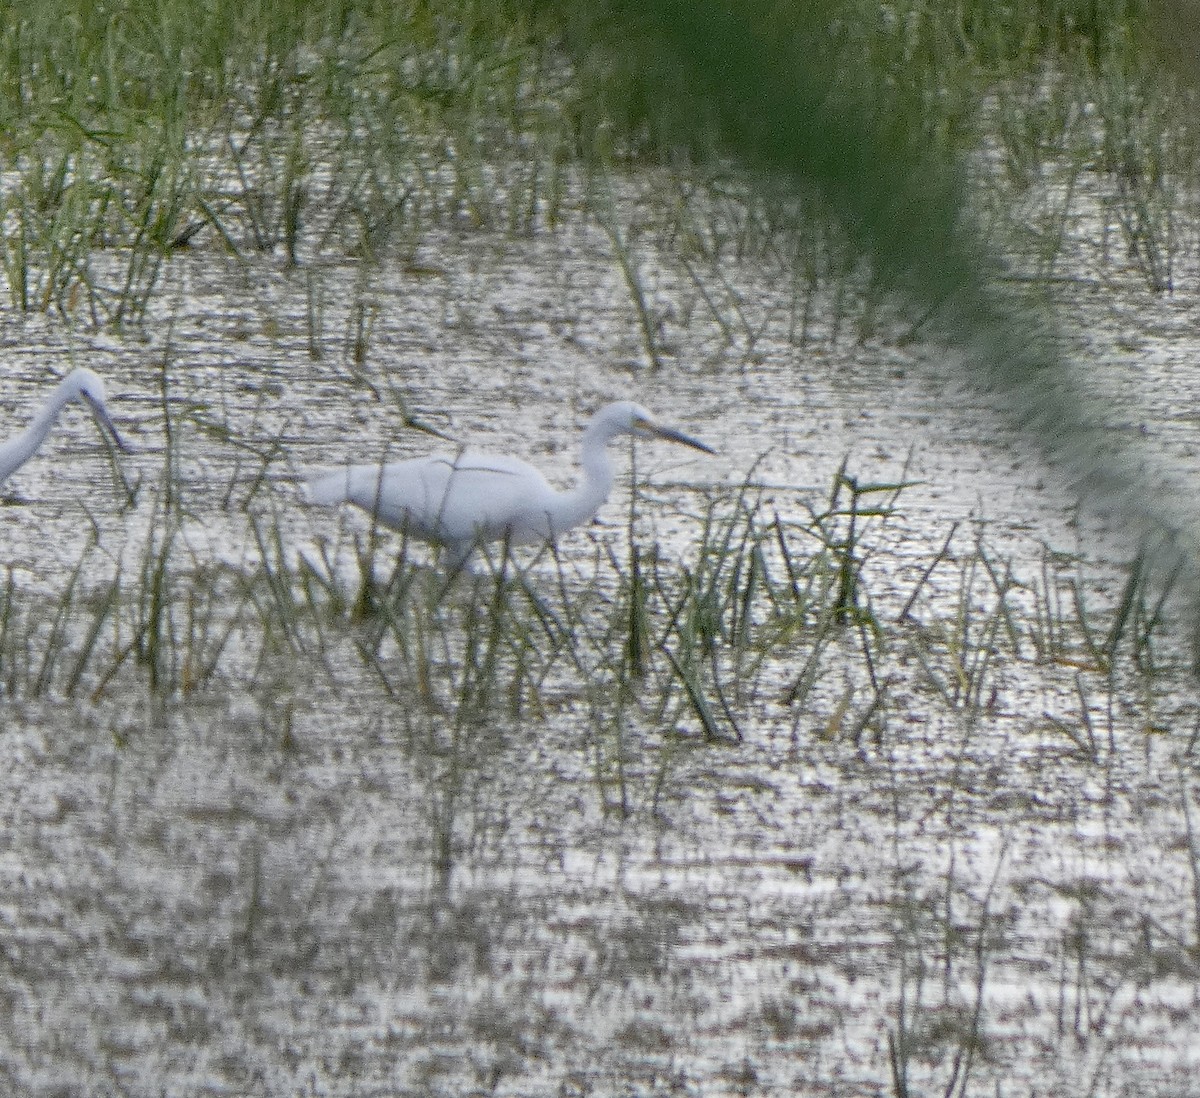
[506, 0, 1200, 596]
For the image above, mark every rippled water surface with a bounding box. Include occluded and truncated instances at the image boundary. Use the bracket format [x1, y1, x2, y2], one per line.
[1, 193, 1199, 1097]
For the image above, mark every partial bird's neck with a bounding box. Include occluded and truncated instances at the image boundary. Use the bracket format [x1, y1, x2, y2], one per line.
[0, 381, 73, 483]
[553, 418, 619, 536]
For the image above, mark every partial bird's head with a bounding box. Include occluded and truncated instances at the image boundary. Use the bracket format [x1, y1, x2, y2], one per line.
[62, 367, 128, 453]
[593, 400, 716, 454]
[63, 367, 107, 407]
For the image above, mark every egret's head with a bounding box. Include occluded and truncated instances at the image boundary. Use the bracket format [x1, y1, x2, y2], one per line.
[628, 404, 715, 455]
[65, 367, 107, 406]
[587, 400, 715, 454]
[64, 368, 128, 453]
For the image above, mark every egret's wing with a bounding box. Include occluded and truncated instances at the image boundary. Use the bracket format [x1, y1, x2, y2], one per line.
[305, 451, 557, 545]
[433, 452, 558, 543]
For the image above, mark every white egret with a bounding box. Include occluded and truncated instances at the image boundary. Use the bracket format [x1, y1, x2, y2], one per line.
[0, 368, 126, 484]
[302, 400, 715, 566]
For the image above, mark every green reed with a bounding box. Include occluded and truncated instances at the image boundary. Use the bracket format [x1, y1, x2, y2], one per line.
[0, 0, 1190, 341]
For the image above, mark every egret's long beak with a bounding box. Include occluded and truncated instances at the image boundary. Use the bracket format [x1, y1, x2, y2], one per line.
[83, 393, 130, 454]
[638, 417, 716, 455]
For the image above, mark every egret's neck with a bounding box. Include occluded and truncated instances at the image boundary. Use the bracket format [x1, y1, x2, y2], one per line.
[553, 419, 619, 534]
[0, 382, 73, 482]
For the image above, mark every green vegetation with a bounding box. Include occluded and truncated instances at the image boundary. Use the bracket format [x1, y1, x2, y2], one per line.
[0, 455, 1180, 779]
[4, 0, 1198, 589]
[2, 3, 1200, 1093]
[0, 0, 1192, 317]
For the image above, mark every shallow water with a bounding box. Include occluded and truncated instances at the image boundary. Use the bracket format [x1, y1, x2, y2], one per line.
[0, 181, 1199, 1097]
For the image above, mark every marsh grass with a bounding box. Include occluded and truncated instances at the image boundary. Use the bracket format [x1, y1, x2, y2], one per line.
[279, 466, 1190, 816]
[0, 414, 1176, 838]
[0, 422, 1193, 1095]
[0, 0, 1191, 342]
[2, 6, 1200, 1093]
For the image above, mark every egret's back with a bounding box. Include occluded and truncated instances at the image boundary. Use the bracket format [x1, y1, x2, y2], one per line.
[303, 450, 561, 552]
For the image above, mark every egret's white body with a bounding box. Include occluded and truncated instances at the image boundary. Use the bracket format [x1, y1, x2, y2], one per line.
[302, 400, 714, 565]
[0, 368, 125, 484]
